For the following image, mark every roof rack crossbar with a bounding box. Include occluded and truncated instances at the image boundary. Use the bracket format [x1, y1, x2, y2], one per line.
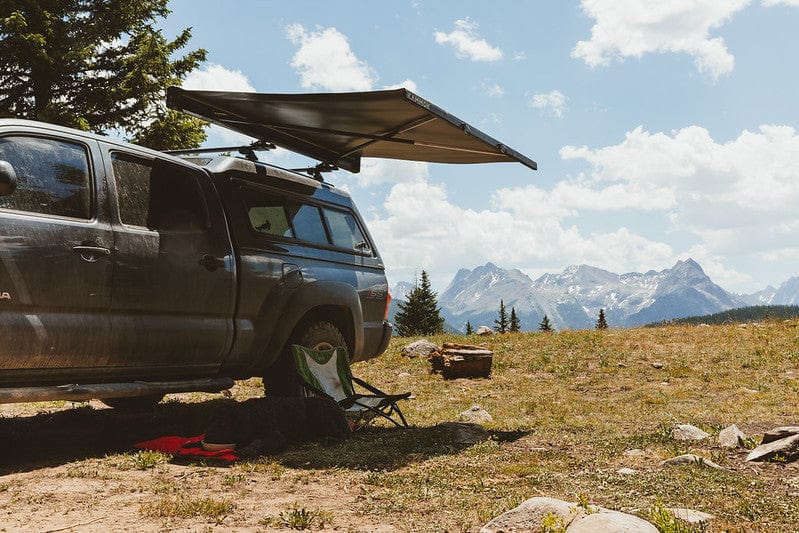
[164, 140, 275, 162]
[290, 162, 338, 182]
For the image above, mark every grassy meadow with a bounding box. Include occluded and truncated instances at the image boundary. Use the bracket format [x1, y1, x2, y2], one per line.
[3, 320, 799, 531]
[342, 319, 799, 531]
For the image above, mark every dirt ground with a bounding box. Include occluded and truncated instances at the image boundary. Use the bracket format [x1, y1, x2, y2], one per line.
[0, 395, 404, 532]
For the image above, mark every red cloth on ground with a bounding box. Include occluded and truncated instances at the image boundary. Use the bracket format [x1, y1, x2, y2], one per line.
[133, 434, 239, 462]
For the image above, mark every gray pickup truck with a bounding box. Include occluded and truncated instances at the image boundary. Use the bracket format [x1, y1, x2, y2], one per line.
[0, 87, 535, 407]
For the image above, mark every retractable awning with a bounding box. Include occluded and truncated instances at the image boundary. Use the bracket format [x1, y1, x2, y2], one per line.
[166, 86, 536, 174]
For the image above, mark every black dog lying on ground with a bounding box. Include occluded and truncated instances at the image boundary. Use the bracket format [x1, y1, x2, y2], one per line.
[203, 396, 351, 456]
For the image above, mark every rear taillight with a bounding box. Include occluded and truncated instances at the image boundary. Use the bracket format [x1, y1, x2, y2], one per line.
[384, 289, 392, 321]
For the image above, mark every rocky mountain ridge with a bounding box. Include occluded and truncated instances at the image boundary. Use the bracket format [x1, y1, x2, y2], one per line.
[391, 260, 798, 331]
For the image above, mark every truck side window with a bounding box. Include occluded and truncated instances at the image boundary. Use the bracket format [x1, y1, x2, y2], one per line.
[322, 207, 367, 251]
[244, 191, 294, 238]
[0, 136, 91, 219]
[243, 188, 329, 245]
[112, 153, 206, 231]
[289, 204, 328, 245]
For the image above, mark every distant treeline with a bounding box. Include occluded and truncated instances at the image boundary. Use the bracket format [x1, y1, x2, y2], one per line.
[647, 305, 799, 327]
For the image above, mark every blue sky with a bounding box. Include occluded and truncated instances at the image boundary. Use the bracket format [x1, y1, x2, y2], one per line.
[163, 0, 799, 294]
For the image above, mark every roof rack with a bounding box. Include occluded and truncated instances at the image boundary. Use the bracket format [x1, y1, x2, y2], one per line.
[289, 162, 339, 182]
[164, 140, 276, 162]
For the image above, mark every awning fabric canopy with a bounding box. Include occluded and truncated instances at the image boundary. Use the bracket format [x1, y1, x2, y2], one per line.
[167, 87, 537, 173]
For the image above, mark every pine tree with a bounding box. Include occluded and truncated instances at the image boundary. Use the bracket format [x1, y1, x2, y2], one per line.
[0, 1, 207, 150]
[494, 299, 509, 333]
[596, 309, 609, 330]
[539, 315, 553, 332]
[509, 307, 521, 332]
[465, 321, 473, 335]
[394, 271, 445, 336]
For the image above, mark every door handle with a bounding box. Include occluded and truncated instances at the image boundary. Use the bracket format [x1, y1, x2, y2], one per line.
[200, 253, 225, 272]
[72, 245, 111, 263]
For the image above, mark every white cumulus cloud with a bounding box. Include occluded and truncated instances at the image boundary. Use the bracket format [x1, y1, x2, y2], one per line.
[560, 124, 799, 262]
[530, 90, 568, 118]
[762, 0, 799, 6]
[368, 179, 674, 290]
[353, 159, 431, 188]
[286, 24, 376, 91]
[572, 0, 752, 79]
[182, 64, 255, 92]
[434, 18, 503, 62]
[383, 79, 418, 92]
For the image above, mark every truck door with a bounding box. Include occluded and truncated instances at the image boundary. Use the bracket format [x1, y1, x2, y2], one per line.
[106, 151, 234, 373]
[0, 133, 112, 380]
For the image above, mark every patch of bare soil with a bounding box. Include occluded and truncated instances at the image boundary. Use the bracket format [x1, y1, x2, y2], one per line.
[0, 399, 398, 532]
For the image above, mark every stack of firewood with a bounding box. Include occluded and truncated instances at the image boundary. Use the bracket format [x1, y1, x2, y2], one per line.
[428, 342, 493, 379]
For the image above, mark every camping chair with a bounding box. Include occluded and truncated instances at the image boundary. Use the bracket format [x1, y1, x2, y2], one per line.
[291, 344, 410, 429]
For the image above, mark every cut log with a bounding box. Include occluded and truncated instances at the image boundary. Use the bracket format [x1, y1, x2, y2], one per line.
[428, 343, 493, 379]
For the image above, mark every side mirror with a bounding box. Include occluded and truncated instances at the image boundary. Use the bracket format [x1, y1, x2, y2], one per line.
[0, 160, 17, 196]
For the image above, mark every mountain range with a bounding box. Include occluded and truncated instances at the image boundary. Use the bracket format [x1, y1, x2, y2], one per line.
[390, 259, 799, 332]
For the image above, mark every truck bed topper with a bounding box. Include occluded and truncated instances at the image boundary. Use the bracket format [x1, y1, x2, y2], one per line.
[166, 87, 537, 174]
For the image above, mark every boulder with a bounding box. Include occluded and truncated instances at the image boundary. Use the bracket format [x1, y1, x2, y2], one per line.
[458, 405, 493, 424]
[481, 497, 660, 533]
[567, 510, 658, 533]
[480, 497, 586, 532]
[746, 433, 799, 462]
[476, 325, 494, 336]
[401, 339, 438, 358]
[718, 424, 747, 448]
[672, 424, 710, 441]
[761, 426, 799, 445]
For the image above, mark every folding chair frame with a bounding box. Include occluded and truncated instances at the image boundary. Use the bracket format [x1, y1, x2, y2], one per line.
[291, 345, 410, 430]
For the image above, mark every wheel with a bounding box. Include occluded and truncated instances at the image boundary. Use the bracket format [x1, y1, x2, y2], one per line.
[263, 320, 348, 397]
[101, 394, 164, 411]
[297, 321, 347, 352]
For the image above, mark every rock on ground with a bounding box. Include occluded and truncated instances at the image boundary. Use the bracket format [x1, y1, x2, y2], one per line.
[567, 510, 658, 533]
[476, 325, 494, 336]
[480, 497, 587, 532]
[761, 426, 799, 445]
[718, 424, 747, 448]
[481, 496, 659, 533]
[400, 339, 438, 358]
[458, 405, 493, 424]
[746, 433, 799, 462]
[672, 424, 710, 441]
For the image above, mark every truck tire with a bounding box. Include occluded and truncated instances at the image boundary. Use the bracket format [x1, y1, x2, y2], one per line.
[101, 394, 164, 411]
[263, 321, 348, 397]
[297, 321, 347, 352]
